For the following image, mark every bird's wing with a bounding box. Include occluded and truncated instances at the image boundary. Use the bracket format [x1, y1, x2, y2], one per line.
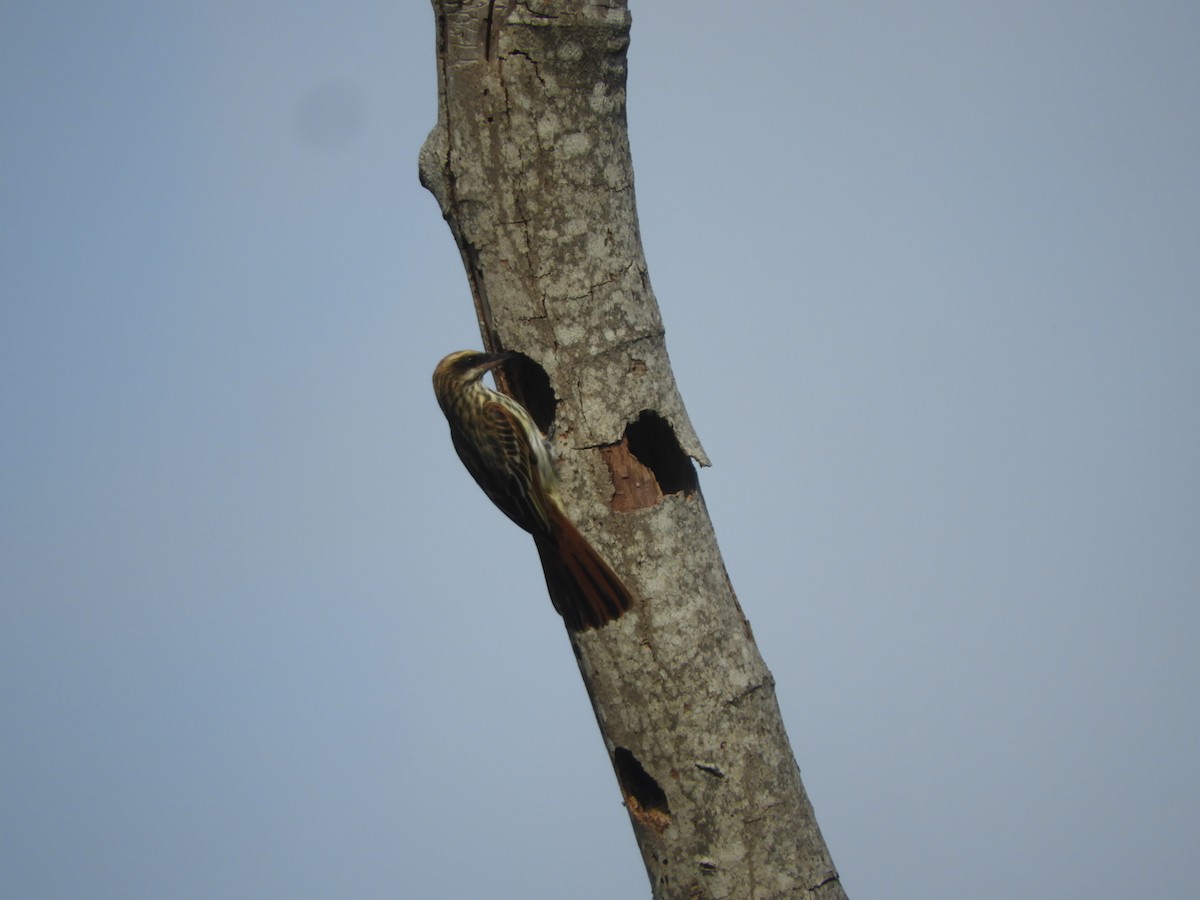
[452, 398, 552, 536]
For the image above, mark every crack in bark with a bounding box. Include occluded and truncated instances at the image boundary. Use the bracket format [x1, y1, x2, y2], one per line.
[727, 675, 771, 707]
[514, 1, 561, 21]
[484, 0, 497, 60]
[809, 871, 842, 893]
[504, 48, 546, 87]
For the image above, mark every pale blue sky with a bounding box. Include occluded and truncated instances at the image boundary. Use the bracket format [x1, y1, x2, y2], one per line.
[3, 3, 1198, 898]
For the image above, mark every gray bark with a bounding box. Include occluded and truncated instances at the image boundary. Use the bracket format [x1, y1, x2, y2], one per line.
[420, 2, 846, 897]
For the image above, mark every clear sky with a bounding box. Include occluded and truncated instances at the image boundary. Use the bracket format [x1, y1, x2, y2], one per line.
[3, 2, 1198, 898]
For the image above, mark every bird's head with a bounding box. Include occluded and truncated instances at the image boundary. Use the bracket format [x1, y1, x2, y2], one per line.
[433, 349, 512, 386]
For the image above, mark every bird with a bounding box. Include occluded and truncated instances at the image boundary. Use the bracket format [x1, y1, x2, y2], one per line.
[432, 349, 635, 631]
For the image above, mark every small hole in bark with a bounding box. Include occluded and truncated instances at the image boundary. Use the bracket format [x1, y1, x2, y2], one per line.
[495, 352, 556, 434]
[614, 747, 671, 832]
[625, 411, 697, 495]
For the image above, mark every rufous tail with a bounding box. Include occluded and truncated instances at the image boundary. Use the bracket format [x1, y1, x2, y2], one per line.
[534, 513, 634, 631]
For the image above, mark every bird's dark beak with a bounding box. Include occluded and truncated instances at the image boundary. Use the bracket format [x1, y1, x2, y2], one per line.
[481, 351, 515, 371]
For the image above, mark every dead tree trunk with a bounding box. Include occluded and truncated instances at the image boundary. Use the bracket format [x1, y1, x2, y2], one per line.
[419, 3, 845, 897]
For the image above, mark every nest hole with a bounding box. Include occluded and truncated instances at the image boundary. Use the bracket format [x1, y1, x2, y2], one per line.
[603, 411, 697, 511]
[495, 352, 556, 434]
[614, 747, 671, 832]
[625, 411, 697, 496]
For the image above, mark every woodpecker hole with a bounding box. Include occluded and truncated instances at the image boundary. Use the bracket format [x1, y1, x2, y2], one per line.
[603, 411, 697, 511]
[495, 352, 556, 434]
[627, 411, 696, 495]
[614, 747, 671, 833]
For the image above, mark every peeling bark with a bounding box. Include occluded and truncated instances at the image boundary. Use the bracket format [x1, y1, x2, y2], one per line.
[421, 2, 846, 897]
